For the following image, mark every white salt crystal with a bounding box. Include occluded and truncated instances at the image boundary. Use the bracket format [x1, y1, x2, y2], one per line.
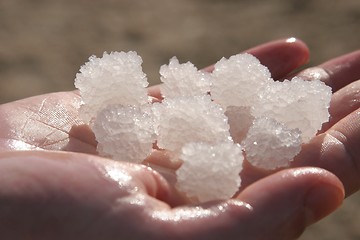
[225, 106, 254, 144]
[252, 77, 332, 142]
[242, 117, 302, 170]
[74, 51, 149, 123]
[92, 104, 155, 163]
[177, 142, 243, 202]
[160, 57, 211, 98]
[211, 53, 272, 107]
[153, 95, 231, 157]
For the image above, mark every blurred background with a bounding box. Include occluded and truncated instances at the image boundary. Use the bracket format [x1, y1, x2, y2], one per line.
[0, 0, 359, 238]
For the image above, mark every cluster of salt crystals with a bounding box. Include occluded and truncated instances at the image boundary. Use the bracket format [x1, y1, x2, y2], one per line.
[75, 51, 332, 202]
[74, 51, 149, 123]
[177, 142, 243, 202]
[209, 54, 331, 168]
[92, 104, 155, 163]
[152, 95, 231, 156]
[242, 117, 302, 169]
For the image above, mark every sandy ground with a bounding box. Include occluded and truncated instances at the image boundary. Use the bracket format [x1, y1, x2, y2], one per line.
[1, 0, 360, 239]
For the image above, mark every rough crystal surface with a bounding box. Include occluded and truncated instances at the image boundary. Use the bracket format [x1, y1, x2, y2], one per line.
[74, 51, 149, 123]
[92, 104, 155, 163]
[177, 142, 243, 202]
[153, 95, 231, 156]
[160, 57, 211, 98]
[252, 77, 332, 142]
[242, 117, 302, 169]
[211, 53, 271, 107]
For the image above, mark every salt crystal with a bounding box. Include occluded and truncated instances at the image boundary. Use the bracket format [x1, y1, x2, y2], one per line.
[74, 51, 149, 123]
[152, 95, 231, 157]
[177, 142, 243, 202]
[160, 57, 211, 98]
[211, 53, 272, 107]
[252, 77, 332, 142]
[92, 104, 155, 163]
[242, 117, 302, 170]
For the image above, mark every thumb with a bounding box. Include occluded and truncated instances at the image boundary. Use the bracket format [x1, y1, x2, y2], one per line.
[236, 167, 344, 239]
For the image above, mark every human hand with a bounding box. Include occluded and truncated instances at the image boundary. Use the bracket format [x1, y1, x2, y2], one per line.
[0, 38, 358, 239]
[239, 45, 360, 197]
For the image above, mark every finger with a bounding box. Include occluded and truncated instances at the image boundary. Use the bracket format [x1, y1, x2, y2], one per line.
[148, 38, 309, 99]
[143, 150, 179, 185]
[295, 50, 360, 92]
[321, 79, 360, 132]
[202, 38, 309, 79]
[0, 151, 184, 239]
[0, 152, 344, 239]
[294, 108, 360, 196]
[157, 167, 343, 240]
[236, 167, 344, 239]
[0, 150, 183, 204]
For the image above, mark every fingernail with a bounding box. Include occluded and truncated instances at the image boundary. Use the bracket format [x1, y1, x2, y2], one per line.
[305, 185, 344, 225]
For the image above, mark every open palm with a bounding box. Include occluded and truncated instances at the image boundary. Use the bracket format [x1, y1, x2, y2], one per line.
[0, 38, 359, 240]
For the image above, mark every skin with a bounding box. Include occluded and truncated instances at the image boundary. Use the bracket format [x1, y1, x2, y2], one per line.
[0, 38, 359, 239]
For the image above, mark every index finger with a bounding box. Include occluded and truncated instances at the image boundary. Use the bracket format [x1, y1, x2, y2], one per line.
[296, 50, 360, 92]
[148, 38, 310, 99]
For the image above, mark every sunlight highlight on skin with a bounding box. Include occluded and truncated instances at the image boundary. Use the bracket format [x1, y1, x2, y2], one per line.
[291, 168, 325, 178]
[116, 193, 147, 206]
[5, 139, 42, 150]
[151, 201, 253, 222]
[152, 206, 219, 221]
[323, 131, 345, 145]
[286, 37, 297, 43]
[99, 161, 142, 194]
[105, 165, 132, 183]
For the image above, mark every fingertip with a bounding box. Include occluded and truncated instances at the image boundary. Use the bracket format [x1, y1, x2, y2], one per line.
[148, 38, 311, 98]
[295, 49, 360, 91]
[236, 167, 344, 238]
[285, 168, 345, 225]
[305, 176, 344, 225]
[286, 37, 310, 66]
[147, 86, 163, 100]
[248, 37, 310, 79]
[263, 37, 310, 64]
[139, 164, 190, 207]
